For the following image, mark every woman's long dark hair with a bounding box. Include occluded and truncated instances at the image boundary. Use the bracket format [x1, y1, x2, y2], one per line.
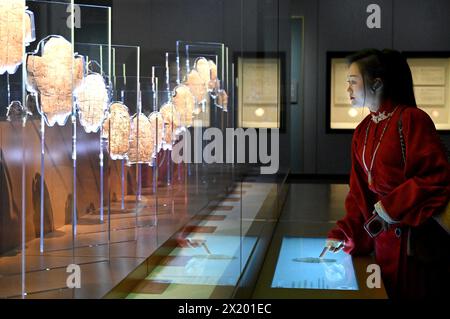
[346, 49, 417, 107]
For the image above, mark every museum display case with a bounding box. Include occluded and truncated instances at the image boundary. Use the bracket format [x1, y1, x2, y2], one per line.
[0, 0, 84, 298]
[0, 0, 115, 298]
[0, 0, 290, 299]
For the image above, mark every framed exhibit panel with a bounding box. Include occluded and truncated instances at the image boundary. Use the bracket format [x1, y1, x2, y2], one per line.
[327, 52, 450, 131]
[237, 53, 285, 129]
[407, 54, 450, 130]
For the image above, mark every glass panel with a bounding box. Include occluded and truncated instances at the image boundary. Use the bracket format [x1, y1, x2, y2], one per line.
[0, 0, 77, 299]
[125, 33, 239, 298]
[104, 45, 147, 258]
[1, 1, 111, 298]
[24, 0, 77, 298]
[70, 6, 111, 262]
[1, 0, 289, 299]
[0, 0, 32, 298]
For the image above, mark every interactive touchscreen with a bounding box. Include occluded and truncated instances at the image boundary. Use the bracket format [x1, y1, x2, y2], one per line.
[271, 237, 358, 290]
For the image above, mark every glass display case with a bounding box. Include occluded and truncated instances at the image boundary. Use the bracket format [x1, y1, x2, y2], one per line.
[0, 0, 284, 299]
[176, 41, 231, 128]
[125, 176, 284, 299]
[0, 0, 34, 299]
[0, 0, 112, 299]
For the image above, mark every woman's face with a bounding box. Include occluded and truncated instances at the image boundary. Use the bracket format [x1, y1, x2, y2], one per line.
[346, 62, 366, 107]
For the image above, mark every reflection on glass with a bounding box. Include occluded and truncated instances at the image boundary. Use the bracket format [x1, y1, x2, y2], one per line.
[147, 235, 257, 286]
[271, 237, 358, 290]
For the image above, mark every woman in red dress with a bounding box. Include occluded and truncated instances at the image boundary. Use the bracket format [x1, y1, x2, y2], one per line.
[326, 49, 450, 298]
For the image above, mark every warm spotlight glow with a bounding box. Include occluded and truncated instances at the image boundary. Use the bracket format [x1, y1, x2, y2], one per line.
[432, 110, 440, 118]
[348, 108, 358, 118]
[255, 108, 265, 117]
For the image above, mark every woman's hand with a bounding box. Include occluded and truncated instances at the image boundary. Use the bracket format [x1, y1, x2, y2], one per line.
[176, 236, 206, 248]
[324, 239, 345, 253]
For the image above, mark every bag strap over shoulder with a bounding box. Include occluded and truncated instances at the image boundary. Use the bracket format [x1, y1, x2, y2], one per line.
[397, 107, 407, 166]
[397, 106, 450, 164]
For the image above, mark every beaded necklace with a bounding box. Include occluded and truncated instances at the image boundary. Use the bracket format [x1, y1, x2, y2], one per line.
[362, 106, 399, 187]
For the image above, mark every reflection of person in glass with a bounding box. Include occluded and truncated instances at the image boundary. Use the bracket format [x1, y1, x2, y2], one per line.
[326, 49, 450, 298]
[320, 255, 354, 290]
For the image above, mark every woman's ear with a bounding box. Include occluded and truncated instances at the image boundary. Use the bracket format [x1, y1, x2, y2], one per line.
[371, 78, 383, 92]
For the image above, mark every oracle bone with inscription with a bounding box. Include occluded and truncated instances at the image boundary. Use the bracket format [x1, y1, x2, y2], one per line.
[186, 69, 207, 105]
[160, 102, 182, 149]
[128, 114, 153, 165]
[76, 73, 110, 133]
[26, 36, 84, 127]
[172, 84, 197, 128]
[102, 102, 130, 160]
[195, 57, 211, 86]
[0, 0, 35, 75]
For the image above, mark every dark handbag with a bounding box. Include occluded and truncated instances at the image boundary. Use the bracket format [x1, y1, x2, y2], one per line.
[398, 111, 450, 263]
[407, 215, 450, 263]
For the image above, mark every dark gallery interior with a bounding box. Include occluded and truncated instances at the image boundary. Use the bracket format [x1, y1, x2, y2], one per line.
[0, 0, 449, 300]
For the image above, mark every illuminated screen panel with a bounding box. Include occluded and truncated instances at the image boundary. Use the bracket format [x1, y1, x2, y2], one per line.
[271, 237, 358, 291]
[147, 235, 257, 286]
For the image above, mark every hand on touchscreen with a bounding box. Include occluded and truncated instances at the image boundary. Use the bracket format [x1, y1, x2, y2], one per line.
[324, 239, 345, 254]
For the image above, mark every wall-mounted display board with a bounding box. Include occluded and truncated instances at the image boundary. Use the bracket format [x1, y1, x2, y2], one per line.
[237, 53, 285, 129]
[327, 52, 450, 131]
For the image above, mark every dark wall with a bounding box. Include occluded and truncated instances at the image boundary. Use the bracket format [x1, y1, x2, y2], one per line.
[83, 0, 450, 175]
[1, 0, 440, 255]
[112, 0, 227, 75]
[111, 0, 291, 174]
[292, 0, 450, 174]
